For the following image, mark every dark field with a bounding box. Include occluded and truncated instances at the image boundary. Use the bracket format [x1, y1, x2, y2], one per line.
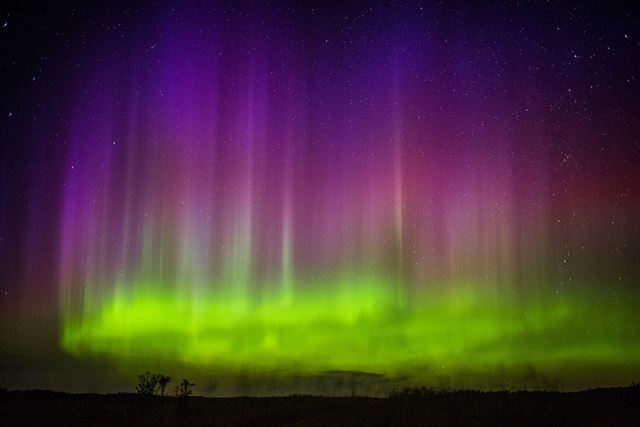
[1, 387, 639, 426]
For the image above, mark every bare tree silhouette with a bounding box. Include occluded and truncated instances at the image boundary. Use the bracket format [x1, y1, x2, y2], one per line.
[175, 378, 195, 397]
[137, 371, 159, 395]
[136, 371, 171, 395]
[158, 375, 172, 396]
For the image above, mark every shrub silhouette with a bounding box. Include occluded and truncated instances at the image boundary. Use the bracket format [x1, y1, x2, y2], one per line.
[175, 378, 195, 397]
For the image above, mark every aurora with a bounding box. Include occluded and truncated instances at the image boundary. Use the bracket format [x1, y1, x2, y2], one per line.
[2, 1, 639, 394]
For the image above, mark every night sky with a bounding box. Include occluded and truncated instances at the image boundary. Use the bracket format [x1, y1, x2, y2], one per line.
[1, 1, 639, 396]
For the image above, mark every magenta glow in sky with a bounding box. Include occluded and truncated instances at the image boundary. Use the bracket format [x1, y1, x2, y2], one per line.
[60, 8, 565, 294]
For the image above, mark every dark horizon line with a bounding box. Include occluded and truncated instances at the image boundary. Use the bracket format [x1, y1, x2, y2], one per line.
[3, 384, 639, 399]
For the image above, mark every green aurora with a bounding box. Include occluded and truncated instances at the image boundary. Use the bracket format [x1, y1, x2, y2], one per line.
[61, 280, 640, 389]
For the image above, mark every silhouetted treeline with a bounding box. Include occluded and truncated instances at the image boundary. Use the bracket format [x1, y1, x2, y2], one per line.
[135, 371, 194, 397]
[1, 386, 639, 426]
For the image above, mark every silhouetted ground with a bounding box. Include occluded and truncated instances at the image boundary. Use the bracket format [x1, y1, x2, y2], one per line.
[1, 386, 639, 426]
